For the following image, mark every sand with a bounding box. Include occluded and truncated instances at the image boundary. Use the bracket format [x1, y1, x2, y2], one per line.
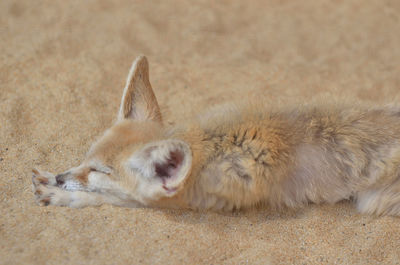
[1, 0, 400, 264]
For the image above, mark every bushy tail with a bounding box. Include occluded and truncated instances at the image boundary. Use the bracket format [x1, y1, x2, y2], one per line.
[356, 182, 400, 216]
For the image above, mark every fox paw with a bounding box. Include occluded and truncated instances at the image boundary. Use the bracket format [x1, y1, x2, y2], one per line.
[32, 169, 62, 206]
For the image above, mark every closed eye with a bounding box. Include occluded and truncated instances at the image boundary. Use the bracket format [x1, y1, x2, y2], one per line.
[89, 167, 111, 175]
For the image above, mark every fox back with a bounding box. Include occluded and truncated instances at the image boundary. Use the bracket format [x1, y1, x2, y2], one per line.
[33, 56, 400, 216]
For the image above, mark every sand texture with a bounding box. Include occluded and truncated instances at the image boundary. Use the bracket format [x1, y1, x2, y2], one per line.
[2, 0, 400, 264]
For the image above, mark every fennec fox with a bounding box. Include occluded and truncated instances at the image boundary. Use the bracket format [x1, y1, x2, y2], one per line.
[32, 56, 400, 216]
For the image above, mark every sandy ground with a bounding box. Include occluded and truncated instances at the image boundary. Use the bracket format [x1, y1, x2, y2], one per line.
[1, 0, 400, 264]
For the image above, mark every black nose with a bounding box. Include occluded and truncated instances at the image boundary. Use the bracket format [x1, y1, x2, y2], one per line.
[55, 174, 65, 185]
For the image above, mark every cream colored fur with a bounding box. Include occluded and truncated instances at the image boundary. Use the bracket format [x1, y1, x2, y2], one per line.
[32, 55, 400, 216]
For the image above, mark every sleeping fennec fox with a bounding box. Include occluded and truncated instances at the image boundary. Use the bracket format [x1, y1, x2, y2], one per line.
[32, 55, 400, 216]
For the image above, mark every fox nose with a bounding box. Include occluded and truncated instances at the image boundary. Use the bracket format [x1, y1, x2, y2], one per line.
[55, 174, 65, 185]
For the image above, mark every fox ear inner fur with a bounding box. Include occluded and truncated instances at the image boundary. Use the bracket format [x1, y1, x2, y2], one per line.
[118, 55, 162, 123]
[128, 139, 192, 198]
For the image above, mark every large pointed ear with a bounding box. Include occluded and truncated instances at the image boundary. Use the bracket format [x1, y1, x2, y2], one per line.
[128, 140, 192, 198]
[118, 55, 162, 122]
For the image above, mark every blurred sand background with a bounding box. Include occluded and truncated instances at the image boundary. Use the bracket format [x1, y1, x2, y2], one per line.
[1, 0, 400, 264]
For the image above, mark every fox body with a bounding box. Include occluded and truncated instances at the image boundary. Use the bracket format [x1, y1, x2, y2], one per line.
[33, 56, 400, 215]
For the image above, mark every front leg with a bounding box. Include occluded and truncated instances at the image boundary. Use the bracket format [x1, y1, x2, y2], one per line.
[32, 169, 137, 208]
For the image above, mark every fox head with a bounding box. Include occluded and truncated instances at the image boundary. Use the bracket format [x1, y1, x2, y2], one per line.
[47, 56, 193, 207]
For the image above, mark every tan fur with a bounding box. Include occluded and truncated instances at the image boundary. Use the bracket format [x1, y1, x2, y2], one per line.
[32, 56, 400, 216]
